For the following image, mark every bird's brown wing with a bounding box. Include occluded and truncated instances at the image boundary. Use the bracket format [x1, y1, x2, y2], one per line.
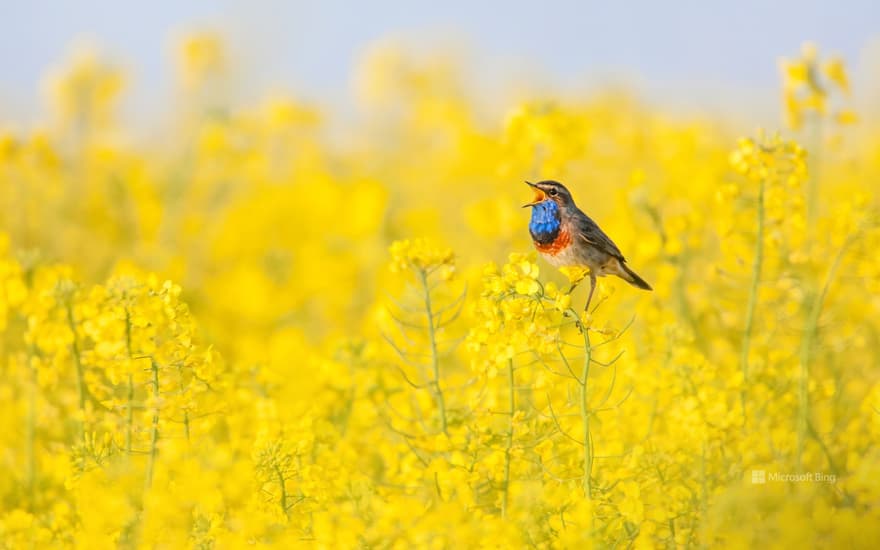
[573, 210, 626, 261]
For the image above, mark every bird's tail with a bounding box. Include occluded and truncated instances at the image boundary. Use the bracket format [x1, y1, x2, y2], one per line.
[617, 261, 652, 291]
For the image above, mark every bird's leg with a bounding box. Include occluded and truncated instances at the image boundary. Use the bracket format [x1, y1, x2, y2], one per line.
[584, 272, 597, 312]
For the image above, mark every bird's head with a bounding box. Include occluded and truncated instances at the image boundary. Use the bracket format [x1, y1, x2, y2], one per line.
[523, 180, 574, 209]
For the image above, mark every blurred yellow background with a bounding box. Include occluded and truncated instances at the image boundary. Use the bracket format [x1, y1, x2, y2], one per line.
[1, 5, 880, 548]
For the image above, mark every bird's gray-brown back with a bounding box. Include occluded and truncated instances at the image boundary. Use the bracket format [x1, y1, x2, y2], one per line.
[568, 206, 625, 261]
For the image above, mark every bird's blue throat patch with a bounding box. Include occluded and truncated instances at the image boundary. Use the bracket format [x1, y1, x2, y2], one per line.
[529, 200, 561, 244]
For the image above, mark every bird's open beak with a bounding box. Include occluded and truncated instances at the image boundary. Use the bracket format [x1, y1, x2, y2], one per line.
[522, 180, 545, 208]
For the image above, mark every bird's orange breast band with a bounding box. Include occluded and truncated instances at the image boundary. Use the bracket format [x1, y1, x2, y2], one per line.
[534, 226, 572, 256]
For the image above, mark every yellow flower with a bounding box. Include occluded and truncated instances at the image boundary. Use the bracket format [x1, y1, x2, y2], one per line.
[46, 46, 125, 132]
[779, 43, 855, 130]
[177, 31, 226, 89]
[823, 56, 849, 93]
[619, 481, 645, 523]
[780, 58, 809, 88]
[389, 238, 455, 275]
[835, 109, 858, 125]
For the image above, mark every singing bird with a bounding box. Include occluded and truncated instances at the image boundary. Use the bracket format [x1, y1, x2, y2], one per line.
[523, 180, 652, 311]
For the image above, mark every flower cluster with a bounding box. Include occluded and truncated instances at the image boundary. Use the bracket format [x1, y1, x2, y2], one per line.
[729, 133, 806, 183]
[779, 42, 857, 129]
[388, 238, 455, 279]
[468, 253, 563, 374]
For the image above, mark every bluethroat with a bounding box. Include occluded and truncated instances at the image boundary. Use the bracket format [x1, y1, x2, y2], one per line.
[524, 180, 652, 311]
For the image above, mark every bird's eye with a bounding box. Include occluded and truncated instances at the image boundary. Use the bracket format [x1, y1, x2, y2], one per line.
[548, 188, 558, 196]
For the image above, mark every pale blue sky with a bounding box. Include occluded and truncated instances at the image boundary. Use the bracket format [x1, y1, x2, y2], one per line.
[2, 0, 878, 126]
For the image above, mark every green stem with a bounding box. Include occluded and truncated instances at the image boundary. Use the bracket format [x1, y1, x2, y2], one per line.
[275, 465, 289, 518]
[502, 359, 515, 518]
[126, 375, 134, 453]
[176, 365, 191, 445]
[797, 240, 849, 469]
[419, 269, 448, 434]
[124, 307, 134, 454]
[145, 359, 160, 490]
[65, 301, 87, 440]
[740, 178, 765, 426]
[580, 327, 593, 499]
